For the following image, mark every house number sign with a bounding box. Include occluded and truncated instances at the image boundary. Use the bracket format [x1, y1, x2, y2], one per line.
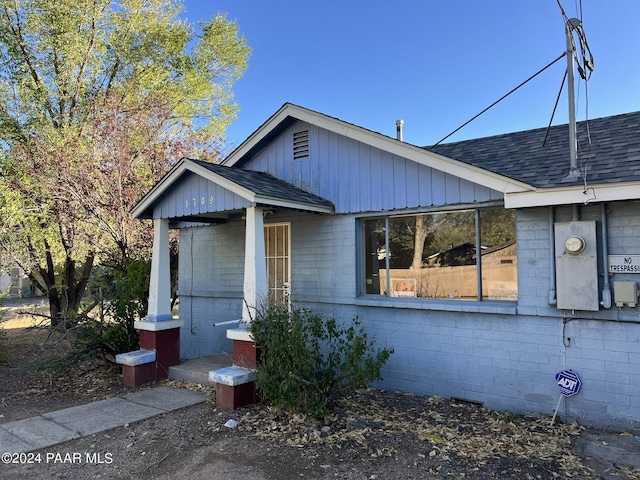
[185, 196, 214, 208]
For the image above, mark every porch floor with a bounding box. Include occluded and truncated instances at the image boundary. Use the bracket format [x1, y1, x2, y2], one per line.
[168, 353, 232, 385]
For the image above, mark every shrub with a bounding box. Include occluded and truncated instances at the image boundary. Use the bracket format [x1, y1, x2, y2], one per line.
[74, 259, 149, 360]
[250, 305, 393, 418]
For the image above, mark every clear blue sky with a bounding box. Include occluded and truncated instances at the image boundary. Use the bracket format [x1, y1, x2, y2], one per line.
[181, 1, 640, 148]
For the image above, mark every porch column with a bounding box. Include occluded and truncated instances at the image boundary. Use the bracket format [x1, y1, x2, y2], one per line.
[242, 206, 268, 323]
[124, 217, 183, 387]
[147, 218, 172, 321]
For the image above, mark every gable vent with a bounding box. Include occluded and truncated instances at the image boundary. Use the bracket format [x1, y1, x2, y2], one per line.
[293, 130, 309, 159]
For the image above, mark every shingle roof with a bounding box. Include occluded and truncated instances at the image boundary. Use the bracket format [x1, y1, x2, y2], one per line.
[190, 159, 334, 211]
[427, 111, 640, 188]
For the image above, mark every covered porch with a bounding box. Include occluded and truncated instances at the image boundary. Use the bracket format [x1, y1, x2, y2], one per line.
[116, 158, 334, 392]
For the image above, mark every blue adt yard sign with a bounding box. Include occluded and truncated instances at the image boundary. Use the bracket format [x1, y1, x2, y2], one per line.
[555, 370, 582, 397]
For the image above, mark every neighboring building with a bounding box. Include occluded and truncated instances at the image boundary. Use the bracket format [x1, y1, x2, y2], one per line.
[0, 258, 26, 297]
[132, 103, 640, 430]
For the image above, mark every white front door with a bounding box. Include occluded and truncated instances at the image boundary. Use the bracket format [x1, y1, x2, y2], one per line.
[264, 223, 291, 306]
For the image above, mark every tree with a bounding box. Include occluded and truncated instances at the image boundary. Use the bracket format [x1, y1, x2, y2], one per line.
[411, 215, 429, 270]
[0, 0, 250, 325]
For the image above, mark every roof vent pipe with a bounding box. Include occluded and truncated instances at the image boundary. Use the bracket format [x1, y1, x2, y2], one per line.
[396, 119, 404, 141]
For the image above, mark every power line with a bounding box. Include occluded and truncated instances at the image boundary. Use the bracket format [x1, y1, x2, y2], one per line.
[428, 53, 566, 149]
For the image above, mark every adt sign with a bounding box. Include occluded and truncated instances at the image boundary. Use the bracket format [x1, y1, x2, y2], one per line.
[555, 370, 582, 397]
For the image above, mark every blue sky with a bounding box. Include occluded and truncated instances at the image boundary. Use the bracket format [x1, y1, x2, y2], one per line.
[181, 1, 640, 148]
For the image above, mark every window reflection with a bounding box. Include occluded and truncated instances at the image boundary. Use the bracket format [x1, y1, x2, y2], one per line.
[362, 209, 517, 301]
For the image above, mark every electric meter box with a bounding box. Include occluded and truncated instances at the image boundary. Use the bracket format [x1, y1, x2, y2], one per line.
[555, 221, 599, 311]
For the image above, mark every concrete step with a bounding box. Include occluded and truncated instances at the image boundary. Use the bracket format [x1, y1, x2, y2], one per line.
[168, 354, 232, 385]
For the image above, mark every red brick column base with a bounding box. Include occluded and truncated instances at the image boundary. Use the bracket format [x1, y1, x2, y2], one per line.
[122, 363, 156, 388]
[216, 382, 258, 410]
[232, 339, 261, 369]
[139, 328, 180, 380]
[117, 320, 183, 388]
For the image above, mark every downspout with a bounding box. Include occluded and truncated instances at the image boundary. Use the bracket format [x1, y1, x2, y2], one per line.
[600, 202, 612, 308]
[548, 207, 557, 305]
[384, 217, 391, 296]
[476, 210, 483, 301]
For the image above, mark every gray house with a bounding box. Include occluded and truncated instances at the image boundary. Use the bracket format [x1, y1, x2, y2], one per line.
[131, 103, 640, 430]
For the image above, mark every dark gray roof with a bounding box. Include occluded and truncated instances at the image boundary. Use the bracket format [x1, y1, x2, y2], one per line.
[427, 111, 640, 188]
[190, 159, 334, 211]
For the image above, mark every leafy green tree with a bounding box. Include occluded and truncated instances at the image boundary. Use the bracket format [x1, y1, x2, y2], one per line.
[0, 0, 250, 325]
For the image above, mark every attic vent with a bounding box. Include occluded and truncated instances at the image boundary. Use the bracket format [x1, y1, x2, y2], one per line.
[293, 130, 309, 159]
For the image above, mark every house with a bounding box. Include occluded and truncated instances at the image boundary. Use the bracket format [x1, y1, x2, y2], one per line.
[0, 258, 27, 297]
[130, 103, 640, 430]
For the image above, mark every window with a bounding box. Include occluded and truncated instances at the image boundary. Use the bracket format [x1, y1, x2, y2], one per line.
[265, 223, 291, 306]
[361, 208, 517, 301]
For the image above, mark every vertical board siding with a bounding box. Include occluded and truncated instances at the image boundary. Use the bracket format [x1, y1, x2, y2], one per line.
[369, 147, 383, 212]
[417, 164, 433, 206]
[393, 154, 407, 208]
[358, 143, 372, 211]
[445, 174, 460, 204]
[431, 169, 446, 205]
[154, 172, 251, 219]
[405, 160, 420, 208]
[348, 140, 361, 212]
[242, 120, 503, 214]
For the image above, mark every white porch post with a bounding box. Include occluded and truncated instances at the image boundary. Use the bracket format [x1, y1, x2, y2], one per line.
[147, 218, 173, 322]
[242, 206, 268, 323]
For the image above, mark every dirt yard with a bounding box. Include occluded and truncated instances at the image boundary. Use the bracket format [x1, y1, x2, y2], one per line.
[1, 299, 639, 479]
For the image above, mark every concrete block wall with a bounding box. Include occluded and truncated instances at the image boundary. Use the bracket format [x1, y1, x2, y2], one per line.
[178, 223, 244, 359]
[562, 319, 640, 429]
[361, 308, 563, 413]
[274, 213, 356, 305]
[470, 203, 639, 429]
[173, 202, 639, 429]
[292, 204, 639, 430]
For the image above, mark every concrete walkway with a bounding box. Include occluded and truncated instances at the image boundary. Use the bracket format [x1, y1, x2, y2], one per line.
[0, 386, 210, 454]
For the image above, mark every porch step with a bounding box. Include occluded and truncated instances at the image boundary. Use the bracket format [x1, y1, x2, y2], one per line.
[209, 365, 256, 386]
[115, 349, 156, 366]
[168, 354, 232, 385]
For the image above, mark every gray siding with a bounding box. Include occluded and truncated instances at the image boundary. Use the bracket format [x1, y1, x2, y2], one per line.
[154, 172, 251, 219]
[242, 120, 501, 214]
[177, 201, 640, 430]
[177, 223, 245, 359]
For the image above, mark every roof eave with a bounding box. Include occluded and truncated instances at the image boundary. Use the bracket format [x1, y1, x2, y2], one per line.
[504, 181, 640, 209]
[255, 195, 334, 214]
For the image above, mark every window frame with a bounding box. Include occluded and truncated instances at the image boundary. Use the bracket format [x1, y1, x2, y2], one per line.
[357, 205, 517, 308]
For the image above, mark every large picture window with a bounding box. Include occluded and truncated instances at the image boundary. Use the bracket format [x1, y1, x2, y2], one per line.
[361, 209, 517, 301]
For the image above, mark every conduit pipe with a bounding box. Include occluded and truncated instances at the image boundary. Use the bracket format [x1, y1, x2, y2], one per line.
[548, 206, 557, 305]
[600, 202, 612, 308]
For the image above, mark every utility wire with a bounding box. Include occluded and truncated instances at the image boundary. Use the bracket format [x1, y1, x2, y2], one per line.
[428, 53, 566, 149]
[543, 71, 567, 147]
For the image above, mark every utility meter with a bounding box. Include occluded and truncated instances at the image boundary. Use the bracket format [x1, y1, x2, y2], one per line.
[565, 235, 585, 255]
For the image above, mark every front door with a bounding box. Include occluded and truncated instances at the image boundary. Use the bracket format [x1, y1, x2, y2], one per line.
[264, 223, 291, 307]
